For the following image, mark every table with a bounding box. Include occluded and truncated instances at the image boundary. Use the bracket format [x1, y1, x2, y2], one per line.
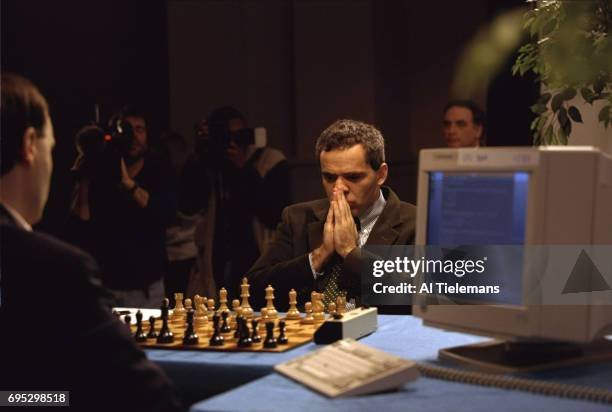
[178, 316, 612, 412]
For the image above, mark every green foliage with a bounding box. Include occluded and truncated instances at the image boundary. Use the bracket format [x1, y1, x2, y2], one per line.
[513, 0, 612, 145]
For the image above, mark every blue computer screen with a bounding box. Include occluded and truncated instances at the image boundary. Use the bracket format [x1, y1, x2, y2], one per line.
[427, 172, 529, 245]
[425, 172, 529, 305]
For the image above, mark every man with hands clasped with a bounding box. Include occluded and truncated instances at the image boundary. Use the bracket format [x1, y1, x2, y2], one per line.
[247, 119, 416, 311]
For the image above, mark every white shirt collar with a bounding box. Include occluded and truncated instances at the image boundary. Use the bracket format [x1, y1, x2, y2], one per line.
[1, 202, 32, 231]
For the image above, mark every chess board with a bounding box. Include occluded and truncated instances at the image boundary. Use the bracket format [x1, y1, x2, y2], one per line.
[130, 315, 322, 353]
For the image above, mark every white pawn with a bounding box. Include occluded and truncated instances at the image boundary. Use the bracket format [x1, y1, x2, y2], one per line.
[259, 307, 269, 331]
[207, 298, 216, 315]
[286, 289, 301, 320]
[265, 285, 278, 319]
[218, 288, 230, 313]
[301, 302, 314, 325]
[231, 299, 241, 327]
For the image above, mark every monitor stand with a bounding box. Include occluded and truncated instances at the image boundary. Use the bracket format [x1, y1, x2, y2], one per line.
[439, 339, 612, 374]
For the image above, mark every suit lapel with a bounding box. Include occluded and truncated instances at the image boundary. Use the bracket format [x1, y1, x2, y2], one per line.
[365, 187, 401, 246]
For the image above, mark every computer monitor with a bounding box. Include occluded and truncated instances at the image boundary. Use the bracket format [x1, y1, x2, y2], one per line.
[413, 147, 612, 347]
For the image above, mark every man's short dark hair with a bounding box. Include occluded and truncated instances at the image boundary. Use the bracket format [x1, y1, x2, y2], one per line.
[1, 73, 49, 176]
[315, 119, 385, 170]
[443, 99, 485, 127]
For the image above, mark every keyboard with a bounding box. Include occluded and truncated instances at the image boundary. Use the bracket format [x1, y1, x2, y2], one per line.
[275, 338, 419, 397]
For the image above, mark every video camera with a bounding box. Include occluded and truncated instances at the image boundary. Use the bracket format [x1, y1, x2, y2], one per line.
[72, 117, 136, 182]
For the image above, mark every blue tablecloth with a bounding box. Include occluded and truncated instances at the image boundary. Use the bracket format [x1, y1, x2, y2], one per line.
[147, 315, 477, 402]
[184, 316, 612, 412]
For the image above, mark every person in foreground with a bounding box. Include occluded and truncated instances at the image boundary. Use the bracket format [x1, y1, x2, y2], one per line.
[247, 119, 416, 311]
[0, 73, 182, 411]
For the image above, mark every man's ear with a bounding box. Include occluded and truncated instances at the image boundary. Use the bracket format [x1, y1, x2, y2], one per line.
[21, 127, 37, 165]
[376, 163, 388, 186]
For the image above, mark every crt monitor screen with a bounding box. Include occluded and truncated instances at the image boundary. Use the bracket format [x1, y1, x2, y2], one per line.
[426, 172, 529, 245]
[425, 172, 530, 305]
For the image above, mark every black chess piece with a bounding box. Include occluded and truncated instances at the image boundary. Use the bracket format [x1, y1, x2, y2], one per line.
[221, 311, 231, 333]
[209, 314, 225, 346]
[157, 300, 174, 344]
[147, 316, 158, 339]
[134, 310, 147, 342]
[123, 314, 131, 326]
[263, 321, 277, 348]
[112, 310, 120, 318]
[234, 314, 243, 338]
[250, 319, 261, 343]
[277, 320, 288, 344]
[237, 317, 252, 347]
[183, 309, 199, 345]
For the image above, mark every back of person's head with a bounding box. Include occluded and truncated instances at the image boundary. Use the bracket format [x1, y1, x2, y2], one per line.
[1, 73, 49, 176]
[206, 106, 245, 138]
[315, 119, 386, 170]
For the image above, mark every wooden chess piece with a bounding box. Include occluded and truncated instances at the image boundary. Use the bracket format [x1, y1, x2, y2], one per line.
[218, 288, 230, 313]
[277, 320, 288, 344]
[157, 298, 175, 344]
[265, 284, 278, 319]
[184, 298, 193, 313]
[183, 309, 199, 345]
[237, 317, 253, 347]
[336, 296, 346, 314]
[259, 307, 269, 332]
[194, 299, 209, 331]
[134, 310, 147, 342]
[286, 289, 301, 320]
[231, 299, 241, 327]
[327, 302, 337, 317]
[147, 316, 158, 339]
[209, 313, 224, 346]
[221, 311, 232, 333]
[240, 277, 254, 319]
[263, 321, 277, 348]
[313, 292, 325, 322]
[250, 319, 261, 343]
[300, 302, 314, 325]
[207, 298, 216, 316]
[171, 292, 186, 323]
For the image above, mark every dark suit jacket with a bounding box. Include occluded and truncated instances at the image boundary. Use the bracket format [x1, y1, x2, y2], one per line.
[0, 205, 182, 412]
[247, 187, 416, 311]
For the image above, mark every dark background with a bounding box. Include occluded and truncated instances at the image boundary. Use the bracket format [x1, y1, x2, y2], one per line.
[1, 0, 537, 237]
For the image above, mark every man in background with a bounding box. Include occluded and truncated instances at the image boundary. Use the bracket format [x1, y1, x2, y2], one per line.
[188, 107, 291, 298]
[442, 99, 485, 148]
[0, 73, 181, 411]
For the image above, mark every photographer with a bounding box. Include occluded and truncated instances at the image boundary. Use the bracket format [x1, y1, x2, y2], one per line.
[71, 105, 176, 308]
[187, 106, 291, 298]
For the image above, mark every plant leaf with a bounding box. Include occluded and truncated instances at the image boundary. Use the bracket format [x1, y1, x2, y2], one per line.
[558, 107, 569, 127]
[568, 106, 583, 123]
[538, 93, 552, 105]
[551, 93, 564, 112]
[580, 87, 596, 104]
[530, 103, 548, 114]
[594, 77, 605, 94]
[562, 87, 577, 101]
